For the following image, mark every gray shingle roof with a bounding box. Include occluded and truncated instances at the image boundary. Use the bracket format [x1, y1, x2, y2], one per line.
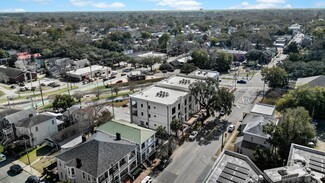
[16, 114, 55, 128]
[56, 136, 136, 177]
[5, 108, 37, 124]
[0, 67, 24, 79]
[0, 108, 21, 119]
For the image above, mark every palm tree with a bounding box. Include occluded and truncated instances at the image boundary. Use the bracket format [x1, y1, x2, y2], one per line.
[112, 87, 120, 96]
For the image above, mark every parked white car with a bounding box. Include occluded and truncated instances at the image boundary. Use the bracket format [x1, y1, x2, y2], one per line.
[0, 154, 6, 162]
[228, 125, 235, 133]
[189, 131, 198, 141]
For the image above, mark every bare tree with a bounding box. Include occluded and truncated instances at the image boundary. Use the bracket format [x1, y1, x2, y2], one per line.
[72, 90, 84, 104]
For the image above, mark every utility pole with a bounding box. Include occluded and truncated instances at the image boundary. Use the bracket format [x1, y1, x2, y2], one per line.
[39, 80, 44, 106]
[24, 138, 32, 173]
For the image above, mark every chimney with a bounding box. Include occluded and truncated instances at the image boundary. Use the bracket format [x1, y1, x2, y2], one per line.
[116, 133, 121, 140]
[76, 158, 82, 168]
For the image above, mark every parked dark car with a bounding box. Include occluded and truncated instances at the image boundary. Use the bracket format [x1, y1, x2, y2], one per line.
[109, 75, 116, 79]
[20, 87, 26, 92]
[19, 83, 25, 87]
[31, 86, 36, 91]
[237, 80, 247, 84]
[121, 73, 126, 76]
[103, 78, 109, 81]
[10, 164, 23, 174]
[116, 80, 123, 84]
[10, 85, 16, 89]
[26, 175, 39, 183]
[157, 158, 171, 171]
[162, 70, 167, 73]
[25, 87, 30, 91]
[40, 83, 46, 87]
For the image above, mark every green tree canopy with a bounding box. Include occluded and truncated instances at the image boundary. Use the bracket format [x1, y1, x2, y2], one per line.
[0, 49, 9, 59]
[180, 63, 197, 74]
[53, 94, 76, 111]
[256, 107, 316, 169]
[170, 119, 182, 134]
[156, 126, 169, 140]
[158, 33, 170, 48]
[216, 51, 233, 72]
[141, 31, 151, 39]
[261, 67, 288, 89]
[276, 86, 325, 119]
[283, 42, 299, 54]
[190, 49, 210, 69]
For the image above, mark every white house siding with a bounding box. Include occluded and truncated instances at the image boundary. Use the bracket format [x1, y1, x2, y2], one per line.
[131, 93, 199, 134]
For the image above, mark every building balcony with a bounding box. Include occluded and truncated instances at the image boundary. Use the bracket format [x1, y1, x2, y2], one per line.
[2, 127, 13, 134]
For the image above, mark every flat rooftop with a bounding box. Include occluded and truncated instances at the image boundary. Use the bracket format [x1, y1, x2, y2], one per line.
[205, 151, 263, 183]
[67, 65, 109, 75]
[130, 85, 188, 105]
[189, 70, 219, 79]
[264, 164, 310, 183]
[157, 75, 201, 91]
[250, 103, 275, 116]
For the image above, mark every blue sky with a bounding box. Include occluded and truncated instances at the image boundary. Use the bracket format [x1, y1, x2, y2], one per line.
[0, 0, 324, 12]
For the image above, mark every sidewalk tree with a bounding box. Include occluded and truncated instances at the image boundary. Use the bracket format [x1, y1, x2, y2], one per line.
[189, 78, 219, 117]
[170, 119, 182, 135]
[214, 87, 235, 116]
[112, 86, 120, 96]
[156, 126, 169, 140]
[53, 94, 76, 111]
[261, 67, 288, 89]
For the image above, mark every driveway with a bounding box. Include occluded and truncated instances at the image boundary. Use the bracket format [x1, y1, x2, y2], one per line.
[0, 156, 32, 183]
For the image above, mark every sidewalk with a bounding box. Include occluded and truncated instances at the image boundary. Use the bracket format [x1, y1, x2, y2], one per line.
[12, 159, 42, 177]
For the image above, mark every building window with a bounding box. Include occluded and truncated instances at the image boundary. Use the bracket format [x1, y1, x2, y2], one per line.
[71, 168, 75, 175]
[148, 114, 151, 118]
[141, 104, 143, 108]
[172, 107, 176, 114]
[185, 107, 187, 113]
[154, 106, 156, 109]
[59, 161, 61, 167]
[35, 126, 38, 132]
[83, 172, 85, 179]
[189, 96, 192, 102]
[148, 105, 150, 109]
[141, 112, 144, 116]
[52, 120, 55, 125]
[60, 172, 63, 179]
[146, 122, 148, 126]
[185, 99, 187, 105]
[88, 175, 91, 181]
[154, 124, 157, 126]
[154, 115, 156, 117]
[251, 137, 253, 142]
[178, 103, 180, 110]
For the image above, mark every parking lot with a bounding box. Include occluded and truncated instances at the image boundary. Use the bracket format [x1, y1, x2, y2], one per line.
[0, 156, 32, 183]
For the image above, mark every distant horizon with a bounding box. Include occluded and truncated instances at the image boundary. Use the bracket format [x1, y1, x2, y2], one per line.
[0, 0, 323, 13]
[1, 8, 325, 14]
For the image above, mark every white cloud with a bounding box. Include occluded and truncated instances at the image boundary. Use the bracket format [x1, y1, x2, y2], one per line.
[0, 8, 26, 12]
[149, 0, 202, 10]
[229, 0, 292, 9]
[256, 0, 286, 3]
[315, 1, 325, 7]
[20, 0, 52, 4]
[70, 0, 125, 8]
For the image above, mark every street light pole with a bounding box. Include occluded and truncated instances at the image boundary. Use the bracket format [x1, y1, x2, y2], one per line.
[24, 138, 32, 173]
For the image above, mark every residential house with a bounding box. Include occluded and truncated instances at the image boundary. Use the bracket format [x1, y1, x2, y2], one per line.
[234, 114, 278, 160]
[0, 67, 37, 83]
[15, 114, 58, 146]
[203, 150, 265, 183]
[1, 108, 37, 145]
[96, 119, 156, 163]
[56, 132, 137, 183]
[296, 75, 325, 88]
[71, 59, 90, 70]
[130, 72, 219, 134]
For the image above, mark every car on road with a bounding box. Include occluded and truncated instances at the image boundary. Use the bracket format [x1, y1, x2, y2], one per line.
[237, 80, 247, 84]
[121, 73, 126, 76]
[40, 83, 46, 87]
[109, 75, 116, 79]
[25, 87, 30, 91]
[10, 164, 23, 174]
[10, 85, 16, 89]
[20, 87, 26, 92]
[228, 124, 235, 133]
[31, 86, 36, 91]
[26, 175, 39, 183]
[19, 83, 25, 87]
[162, 70, 167, 73]
[219, 109, 225, 116]
[189, 131, 198, 141]
[157, 158, 171, 171]
[103, 78, 109, 81]
[0, 153, 6, 162]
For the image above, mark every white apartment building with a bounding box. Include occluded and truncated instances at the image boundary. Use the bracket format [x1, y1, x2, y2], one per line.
[130, 72, 219, 134]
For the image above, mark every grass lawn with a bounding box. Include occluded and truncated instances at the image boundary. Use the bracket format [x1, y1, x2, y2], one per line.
[260, 89, 286, 105]
[19, 144, 53, 165]
[32, 155, 57, 173]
